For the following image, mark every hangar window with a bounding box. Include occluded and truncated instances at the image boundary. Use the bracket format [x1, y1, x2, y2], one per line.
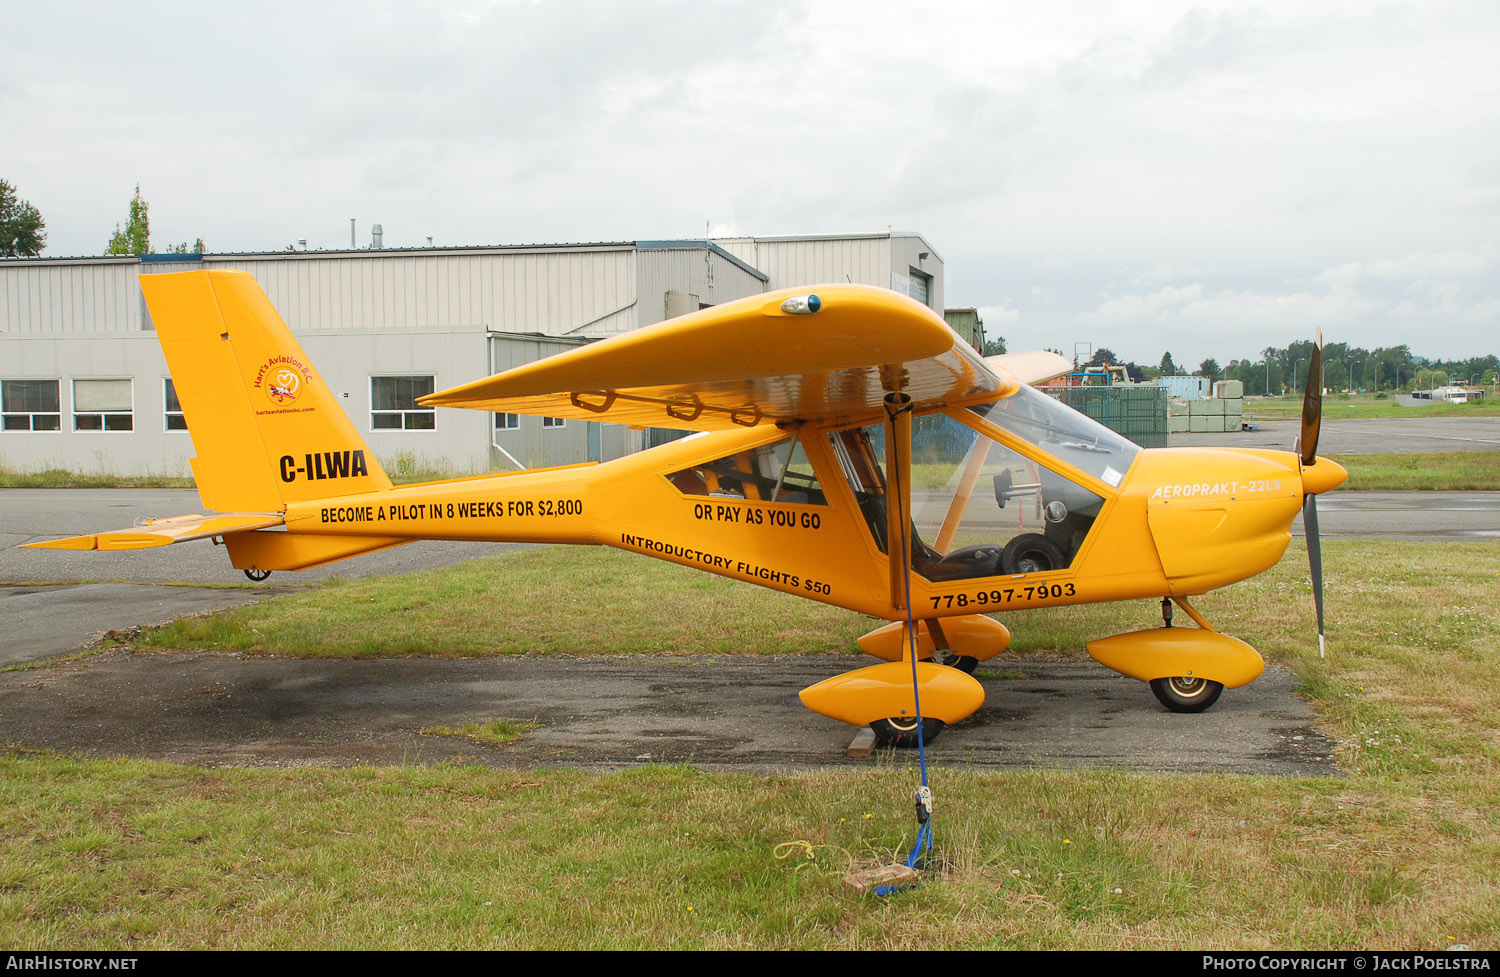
[371, 375, 435, 431]
[494, 412, 520, 432]
[2, 379, 61, 432]
[542, 416, 566, 429]
[164, 379, 188, 432]
[667, 436, 825, 505]
[73, 378, 134, 432]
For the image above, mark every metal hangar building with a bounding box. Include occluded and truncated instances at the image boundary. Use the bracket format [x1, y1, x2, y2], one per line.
[0, 232, 944, 476]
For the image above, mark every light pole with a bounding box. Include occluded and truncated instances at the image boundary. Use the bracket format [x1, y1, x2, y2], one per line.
[1346, 358, 1357, 394]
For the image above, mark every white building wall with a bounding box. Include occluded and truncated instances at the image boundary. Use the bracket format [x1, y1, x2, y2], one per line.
[889, 232, 945, 314]
[712, 233, 944, 312]
[298, 325, 493, 475]
[634, 245, 768, 325]
[0, 325, 496, 477]
[1, 232, 945, 474]
[0, 334, 191, 476]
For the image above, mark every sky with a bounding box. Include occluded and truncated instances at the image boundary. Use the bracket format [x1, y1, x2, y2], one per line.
[3, 0, 1497, 368]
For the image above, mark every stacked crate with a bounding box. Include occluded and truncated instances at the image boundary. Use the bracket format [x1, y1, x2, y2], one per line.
[1168, 379, 1245, 434]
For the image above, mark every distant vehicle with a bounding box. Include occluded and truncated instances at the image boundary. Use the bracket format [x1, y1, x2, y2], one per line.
[1412, 386, 1480, 404]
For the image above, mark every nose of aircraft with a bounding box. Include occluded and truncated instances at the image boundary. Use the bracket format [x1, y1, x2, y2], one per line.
[1300, 457, 1348, 497]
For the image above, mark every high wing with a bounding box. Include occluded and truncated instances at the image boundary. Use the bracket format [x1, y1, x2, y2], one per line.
[985, 350, 1072, 386]
[24, 512, 285, 551]
[421, 285, 1018, 431]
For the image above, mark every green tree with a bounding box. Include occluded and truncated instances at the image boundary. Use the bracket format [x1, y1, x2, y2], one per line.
[1325, 359, 1348, 393]
[982, 337, 1006, 357]
[1159, 351, 1178, 376]
[0, 179, 46, 256]
[1198, 357, 1221, 382]
[106, 185, 151, 254]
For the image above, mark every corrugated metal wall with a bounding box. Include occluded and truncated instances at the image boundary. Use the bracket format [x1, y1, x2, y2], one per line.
[223, 248, 638, 336]
[0, 258, 143, 333]
[0, 247, 640, 337]
[635, 247, 768, 324]
[739, 236, 891, 290]
[889, 233, 944, 313]
[709, 234, 946, 312]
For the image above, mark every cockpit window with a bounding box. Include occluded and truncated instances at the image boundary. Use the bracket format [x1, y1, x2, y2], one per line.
[969, 385, 1139, 488]
[667, 436, 826, 505]
[830, 417, 1104, 581]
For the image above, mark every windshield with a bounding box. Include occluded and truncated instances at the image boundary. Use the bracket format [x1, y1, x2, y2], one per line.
[968, 386, 1139, 489]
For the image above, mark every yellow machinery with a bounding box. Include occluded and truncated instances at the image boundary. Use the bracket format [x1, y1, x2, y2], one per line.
[28, 272, 1345, 746]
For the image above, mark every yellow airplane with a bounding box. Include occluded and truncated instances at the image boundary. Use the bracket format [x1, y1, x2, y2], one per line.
[27, 270, 1346, 747]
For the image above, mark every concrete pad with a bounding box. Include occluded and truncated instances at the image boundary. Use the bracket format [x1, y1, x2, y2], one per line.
[0, 583, 279, 667]
[0, 651, 1339, 775]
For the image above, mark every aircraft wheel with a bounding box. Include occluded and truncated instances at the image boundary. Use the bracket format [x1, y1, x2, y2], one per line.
[870, 717, 945, 748]
[1149, 676, 1224, 713]
[944, 655, 979, 675]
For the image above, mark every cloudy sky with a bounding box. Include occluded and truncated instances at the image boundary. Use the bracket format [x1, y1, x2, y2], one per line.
[3, 0, 1496, 367]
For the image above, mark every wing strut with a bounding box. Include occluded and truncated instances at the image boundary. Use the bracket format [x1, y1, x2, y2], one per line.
[878, 392, 934, 891]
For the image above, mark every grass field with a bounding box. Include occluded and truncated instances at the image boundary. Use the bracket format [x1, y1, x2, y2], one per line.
[5, 540, 1500, 949]
[1244, 394, 1500, 420]
[1330, 451, 1500, 491]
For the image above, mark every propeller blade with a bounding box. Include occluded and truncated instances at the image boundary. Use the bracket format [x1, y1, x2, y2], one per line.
[1303, 493, 1326, 659]
[1300, 329, 1324, 466]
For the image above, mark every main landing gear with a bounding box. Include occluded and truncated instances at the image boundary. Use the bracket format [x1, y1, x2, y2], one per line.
[870, 716, 947, 748]
[1149, 675, 1224, 713]
[797, 616, 1007, 749]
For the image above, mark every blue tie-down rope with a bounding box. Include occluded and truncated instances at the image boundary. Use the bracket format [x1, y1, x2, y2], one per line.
[874, 788, 933, 896]
[876, 404, 933, 898]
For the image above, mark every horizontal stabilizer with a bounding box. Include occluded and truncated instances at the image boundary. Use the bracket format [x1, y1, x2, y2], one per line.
[22, 513, 285, 552]
[423, 285, 1014, 431]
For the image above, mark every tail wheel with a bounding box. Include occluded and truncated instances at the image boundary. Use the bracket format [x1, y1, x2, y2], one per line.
[870, 717, 945, 748]
[1150, 676, 1224, 713]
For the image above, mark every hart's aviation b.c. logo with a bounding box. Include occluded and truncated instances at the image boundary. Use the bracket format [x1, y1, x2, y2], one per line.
[267, 367, 301, 405]
[253, 355, 313, 408]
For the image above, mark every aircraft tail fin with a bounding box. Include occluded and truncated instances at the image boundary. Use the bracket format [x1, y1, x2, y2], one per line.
[140, 270, 391, 512]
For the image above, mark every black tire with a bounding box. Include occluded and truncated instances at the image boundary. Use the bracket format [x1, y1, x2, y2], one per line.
[1000, 533, 1066, 575]
[870, 717, 946, 748]
[944, 655, 979, 675]
[1149, 676, 1224, 713]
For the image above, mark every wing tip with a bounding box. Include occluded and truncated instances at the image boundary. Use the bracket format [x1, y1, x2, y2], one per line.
[22, 535, 99, 551]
